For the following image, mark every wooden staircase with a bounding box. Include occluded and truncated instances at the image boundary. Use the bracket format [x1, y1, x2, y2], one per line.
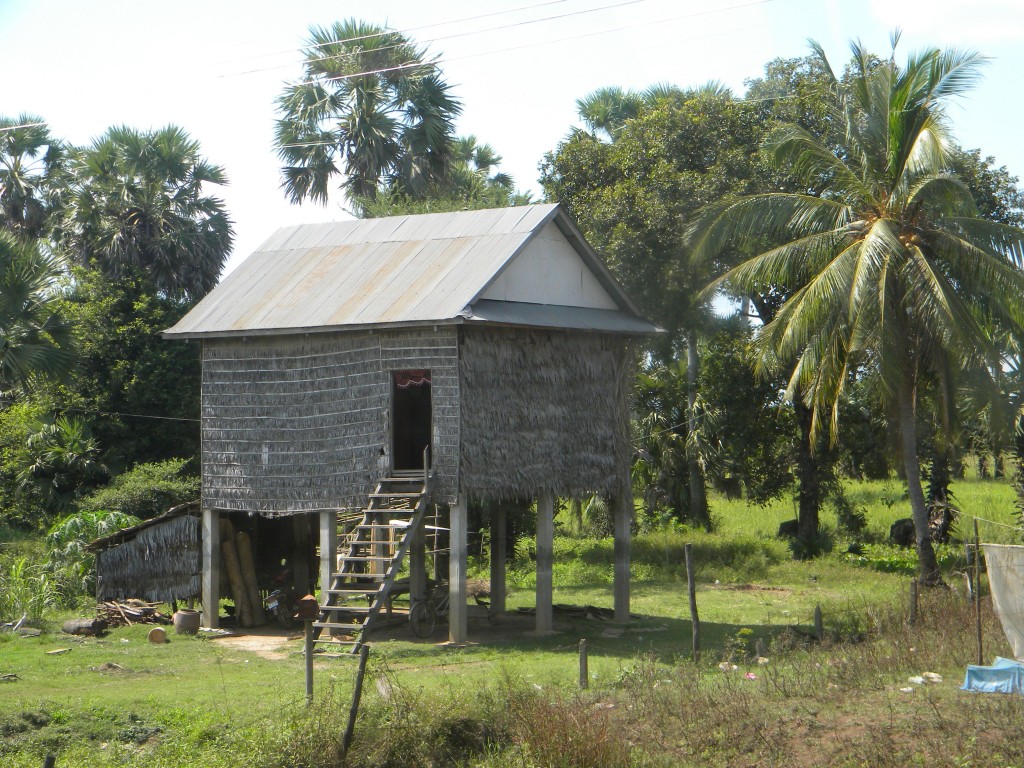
[314, 472, 432, 653]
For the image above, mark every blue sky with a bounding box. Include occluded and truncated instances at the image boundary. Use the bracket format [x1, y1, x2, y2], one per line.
[2, 0, 1023, 275]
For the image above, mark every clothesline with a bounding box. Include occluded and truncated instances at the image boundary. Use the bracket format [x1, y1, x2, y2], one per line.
[972, 515, 1024, 534]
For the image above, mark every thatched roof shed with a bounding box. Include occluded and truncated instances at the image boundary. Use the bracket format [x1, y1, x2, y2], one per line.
[164, 204, 658, 638]
[89, 502, 200, 603]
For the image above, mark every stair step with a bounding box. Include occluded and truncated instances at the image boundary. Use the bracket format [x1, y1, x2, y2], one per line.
[369, 491, 423, 498]
[340, 555, 395, 562]
[321, 605, 373, 614]
[314, 621, 364, 629]
[324, 587, 381, 596]
[333, 573, 386, 581]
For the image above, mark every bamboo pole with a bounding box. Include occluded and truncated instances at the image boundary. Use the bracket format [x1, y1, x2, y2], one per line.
[685, 543, 699, 661]
[975, 518, 984, 666]
[236, 531, 267, 626]
[342, 644, 370, 758]
[220, 520, 252, 627]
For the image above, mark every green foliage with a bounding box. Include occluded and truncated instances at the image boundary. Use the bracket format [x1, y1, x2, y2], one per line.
[44, 508, 141, 597]
[47, 268, 200, 472]
[0, 400, 48, 527]
[77, 458, 198, 519]
[0, 554, 58, 621]
[275, 19, 462, 206]
[699, 321, 795, 503]
[0, 114, 65, 239]
[0, 232, 74, 394]
[16, 415, 106, 515]
[845, 542, 961, 575]
[56, 125, 233, 301]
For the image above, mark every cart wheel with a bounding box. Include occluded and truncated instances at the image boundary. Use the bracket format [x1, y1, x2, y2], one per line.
[410, 601, 436, 638]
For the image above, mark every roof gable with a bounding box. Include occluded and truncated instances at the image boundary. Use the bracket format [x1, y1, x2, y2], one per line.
[164, 204, 656, 338]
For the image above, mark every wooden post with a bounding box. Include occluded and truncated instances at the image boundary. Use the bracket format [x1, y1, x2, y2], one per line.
[410, 514, 427, 606]
[579, 638, 589, 689]
[814, 605, 823, 642]
[909, 579, 918, 626]
[319, 511, 337, 598]
[975, 518, 984, 666]
[304, 620, 314, 705]
[292, 515, 311, 592]
[536, 491, 555, 634]
[685, 543, 699, 661]
[489, 503, 507, 617]
[42, 756, 55, 768]
[613, 488, 632, 624]
[448, 495, 468, 645]
[342, 644, 370, 758]
[201, 508, 220, 628]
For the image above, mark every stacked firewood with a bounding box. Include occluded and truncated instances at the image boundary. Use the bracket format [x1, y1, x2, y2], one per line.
[96, 600, 171, 628]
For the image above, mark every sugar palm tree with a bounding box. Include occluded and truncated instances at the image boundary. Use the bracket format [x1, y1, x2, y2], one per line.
[0, 115, 64, 239]
[275, 19, 461, 206]
[58, 125, 234, 300]
[690, 36, 1024, 582]
[0, 232, 74, 393]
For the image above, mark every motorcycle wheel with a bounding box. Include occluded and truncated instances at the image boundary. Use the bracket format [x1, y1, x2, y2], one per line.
[409, 601, 436, 638]
[273, 604, 293, 629]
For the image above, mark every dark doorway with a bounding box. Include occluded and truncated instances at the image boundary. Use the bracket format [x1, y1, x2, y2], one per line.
[392, 370, 432, 471]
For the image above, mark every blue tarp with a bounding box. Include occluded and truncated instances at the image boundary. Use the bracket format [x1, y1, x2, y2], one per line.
[961, 657, 1024, 694]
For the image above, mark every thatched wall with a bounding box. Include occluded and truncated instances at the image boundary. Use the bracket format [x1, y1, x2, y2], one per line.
[201, 328, 459, 513]
[459, 327, 634, 502]
[95, 514, 200, 603]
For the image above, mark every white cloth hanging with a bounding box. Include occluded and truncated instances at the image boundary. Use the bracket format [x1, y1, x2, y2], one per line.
[982, 544, 1024, 660]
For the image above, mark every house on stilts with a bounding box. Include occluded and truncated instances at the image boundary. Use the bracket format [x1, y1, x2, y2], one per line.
[163, 203, 658, 649]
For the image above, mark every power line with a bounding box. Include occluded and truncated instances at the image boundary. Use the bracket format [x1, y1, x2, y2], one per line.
[219, 0, 574, 67]
[0, 121, 45, 133]
[285, 0, 776, 90]
[65, 407, 200, 424]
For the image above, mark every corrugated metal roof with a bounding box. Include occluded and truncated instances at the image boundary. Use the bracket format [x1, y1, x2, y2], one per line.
[164, 204, 657, 338]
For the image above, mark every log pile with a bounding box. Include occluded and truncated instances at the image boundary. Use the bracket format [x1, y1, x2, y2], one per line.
[96, 600, 171, 628]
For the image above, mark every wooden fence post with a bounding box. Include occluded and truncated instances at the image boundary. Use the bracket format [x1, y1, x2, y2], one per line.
[304, 620, 315, 705]
[909, 579, 918, 626]
[975, 518, 984, 666]
[814, 605, 823, 642]
[685, 543, 700, 661]
[579, 639, 589, 690]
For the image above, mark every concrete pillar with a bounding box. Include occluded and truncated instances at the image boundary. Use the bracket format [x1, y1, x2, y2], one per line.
[489, 504, 507, 617]
[448, 496, 468, 644]
[319, 511, 337, 596]
[201, 507, 220, 628]
[613, 488, 632, 624]
[536, 490, 554, 633]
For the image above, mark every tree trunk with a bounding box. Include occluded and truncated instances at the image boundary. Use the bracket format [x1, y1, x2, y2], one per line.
[897, 377, 942, 584]
[926, 446, 955, 544]
[793, 397, 824, 550]
[686, 334, 710, 530]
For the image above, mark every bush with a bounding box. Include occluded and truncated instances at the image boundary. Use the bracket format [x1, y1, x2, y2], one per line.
[45, 509, 141, 598]
[77, 458, 198, 519]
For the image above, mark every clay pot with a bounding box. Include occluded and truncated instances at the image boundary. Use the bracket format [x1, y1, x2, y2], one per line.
[172, 609, 201, 635]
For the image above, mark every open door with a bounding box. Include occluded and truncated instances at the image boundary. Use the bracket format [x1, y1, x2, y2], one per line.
[392, 370, 432, 471]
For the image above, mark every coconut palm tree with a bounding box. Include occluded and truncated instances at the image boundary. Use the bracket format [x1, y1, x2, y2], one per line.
[689, 36, 1024, 582]
[0, 232, 74, 393]
[0, 115, 64, 239]
[275, 19, 461, 206]
[57, 125, 233, 300]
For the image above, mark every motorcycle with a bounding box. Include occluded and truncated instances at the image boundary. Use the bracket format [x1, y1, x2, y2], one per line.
[264, 569, 300, 629]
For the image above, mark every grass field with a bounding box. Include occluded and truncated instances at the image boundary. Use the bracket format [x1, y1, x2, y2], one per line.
[1, 477, 1022, 767]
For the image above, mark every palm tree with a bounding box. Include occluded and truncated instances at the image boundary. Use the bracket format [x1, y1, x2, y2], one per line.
[0, 115, 64, 239]
[275, 19, 462, 206]
[0, 232, 74, 393]
[57, 125, 234, 300]
[689, 36, 1024, 583]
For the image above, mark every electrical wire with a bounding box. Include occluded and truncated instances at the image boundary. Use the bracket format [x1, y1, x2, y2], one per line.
[64, 407, 200, 424]
[0, 121, 45, 133]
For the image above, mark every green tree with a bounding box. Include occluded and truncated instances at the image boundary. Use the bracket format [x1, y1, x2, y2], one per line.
[0, 232, 73, 394]
[690, 37, 1024, 582]
[45, 268, 201, 473]
[57, 125, 233, 301]
[275, 19, 462, 208]
[542, 86, 769, 527]
[0, 115, 65, 239]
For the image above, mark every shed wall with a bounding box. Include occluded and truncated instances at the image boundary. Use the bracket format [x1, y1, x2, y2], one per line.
[459, 327, 634, 502]
[95, 515, 200, 603]
[201, 328, 459, 513]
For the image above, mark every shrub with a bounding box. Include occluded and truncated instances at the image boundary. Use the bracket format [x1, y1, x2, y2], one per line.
[77, 458, 198, 519]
